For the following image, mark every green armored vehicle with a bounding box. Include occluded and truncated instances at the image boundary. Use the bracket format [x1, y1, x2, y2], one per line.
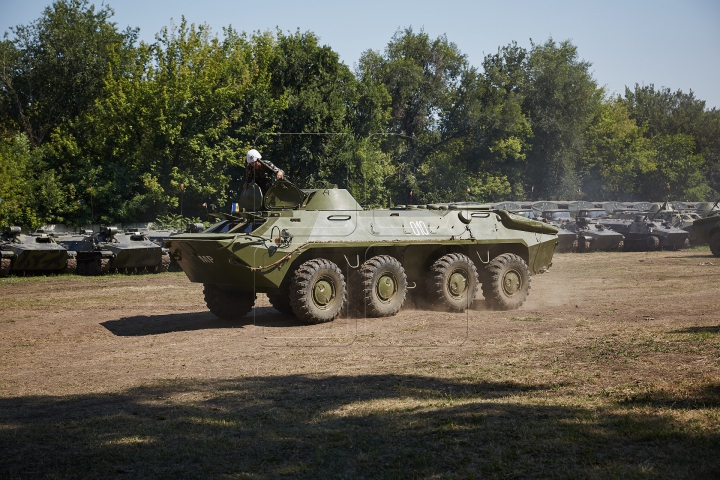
[0, 226, 77, 277]
[166, 180, 559, 324]
[693, 200, 720, 256]
[57, 226, 170, 275]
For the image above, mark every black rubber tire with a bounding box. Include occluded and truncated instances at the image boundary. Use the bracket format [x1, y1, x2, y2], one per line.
[353, 255, 407, 318]
[481, 253, 531, 311]
[63, 257, 77, 274]
[289, 258, 346, 324]
[267, 282, 294, 315]
[428, 253, 479, 312]
[203, 283, 255, 320]
[0, 258, 11, 277]
[645, 235, 660, 251]
[710, 232, 720, 257]
[150, 252, 171, 274]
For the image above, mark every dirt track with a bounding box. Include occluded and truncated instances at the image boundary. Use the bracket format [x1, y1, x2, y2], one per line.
[1, 249, 719, 478]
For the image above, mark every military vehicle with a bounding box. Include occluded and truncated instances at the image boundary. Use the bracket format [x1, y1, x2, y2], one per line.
[597, 215, 689, 251]
[534, 209, 578, 252]
[696, 201, 720, 217]
[645, 205, 702, 244]
[57, 226, 170, 275]
[693, 200, 720, 256]
[566, 210, 624, 252]
[0, 226, 77, 277]
[166, 180, 559, 324]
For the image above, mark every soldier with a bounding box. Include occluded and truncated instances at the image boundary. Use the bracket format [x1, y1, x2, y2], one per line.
[243, 149, 284, 194]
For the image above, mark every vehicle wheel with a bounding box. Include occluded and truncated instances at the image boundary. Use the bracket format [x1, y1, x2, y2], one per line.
[353, 255, 407, 317]
[428, 253, 479, 312]
[0, 258, 11, 277]
[63, 257, 77, 274]
[267, 282, 294, 315]
[616, 240, 624, 251]
[290, 258, 346, 324]
[150, 252, 171, 273]
[710, 232, 720, 257]
[645, 235, 660, 251]
[203, 283, 255, 320]
[481, 253, 531, 311]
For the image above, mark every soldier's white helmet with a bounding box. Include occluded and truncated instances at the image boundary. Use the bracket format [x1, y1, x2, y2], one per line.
[246, 149, 262, 164]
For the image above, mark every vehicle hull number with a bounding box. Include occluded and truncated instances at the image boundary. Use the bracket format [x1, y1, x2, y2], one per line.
[409, 221, 429, 236]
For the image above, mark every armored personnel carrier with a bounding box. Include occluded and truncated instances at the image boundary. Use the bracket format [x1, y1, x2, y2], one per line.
[693, 200, 720, 256]
[0, 226, 77, 277]
[57, 226, 170, 275]
[597, 215, 689, 251]
[166, 180, 559, 324]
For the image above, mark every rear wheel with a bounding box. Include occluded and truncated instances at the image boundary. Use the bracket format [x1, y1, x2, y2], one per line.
[481, 253, 531, 311]
[203, 283, 255, 320]
[710, 232, 720, 257]
[290, 259, 346, 324]
[353, 255, 407, 318]
[428, 253, 479, 312]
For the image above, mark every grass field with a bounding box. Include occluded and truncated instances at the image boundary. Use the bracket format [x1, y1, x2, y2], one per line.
[0, 249, 719, 478]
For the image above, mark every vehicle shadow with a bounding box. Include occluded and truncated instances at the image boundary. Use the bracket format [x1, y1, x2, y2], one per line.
[672, 325, 720, 334]
[101, 309, 303, 336]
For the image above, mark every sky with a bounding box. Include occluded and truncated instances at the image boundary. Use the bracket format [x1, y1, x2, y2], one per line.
[2, 0, 719, 108]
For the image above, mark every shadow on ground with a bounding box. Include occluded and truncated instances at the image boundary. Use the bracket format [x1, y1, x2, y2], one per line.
[102, 310, 304, 336]
[1, 374, 718, 479]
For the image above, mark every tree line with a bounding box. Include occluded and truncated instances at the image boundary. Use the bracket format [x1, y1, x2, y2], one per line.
[1, 0, 719, 228]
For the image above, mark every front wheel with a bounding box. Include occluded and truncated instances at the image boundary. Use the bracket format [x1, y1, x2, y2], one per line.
[203, 283, 255, 320]
[481, 253, 531, 311]
[428, 253, 479, 312]
[710, 232, 720, 257]
[267, 282, 294, 315]
[290, 259, 346, 324]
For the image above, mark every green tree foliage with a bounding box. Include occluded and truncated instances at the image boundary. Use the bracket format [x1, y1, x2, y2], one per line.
[1, 1, 718, 228]
[0, 0, 135, 146]
[0, 134, 69, 228]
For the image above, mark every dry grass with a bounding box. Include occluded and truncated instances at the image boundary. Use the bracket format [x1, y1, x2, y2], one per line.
[0, 249, 719, 478]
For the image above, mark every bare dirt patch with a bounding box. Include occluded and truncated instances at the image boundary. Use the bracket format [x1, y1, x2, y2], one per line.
[1, 249, 719, 478]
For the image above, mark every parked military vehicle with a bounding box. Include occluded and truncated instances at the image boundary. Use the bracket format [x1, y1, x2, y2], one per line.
[696, 202, 720, 217]
[566, 210, 625, 252]
[625, 201, 654, 212]
[56, 226, 170, 275]
[693, 200, 720, 256]
[597, 215, 689, 251]
[534, 209, 577, 252]
[0, 226, 77, 277]
[646, 206, 702, 244]
[166, 180, 559, 324]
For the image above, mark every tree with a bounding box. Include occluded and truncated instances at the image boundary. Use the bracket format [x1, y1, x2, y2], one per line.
[0, 0, 136, 146]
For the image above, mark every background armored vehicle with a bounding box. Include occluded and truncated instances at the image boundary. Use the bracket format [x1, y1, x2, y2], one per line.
[597, 215, 689, 251]
[566, 211, 624, 252]
[494, 201, 522, 211]
[57, 226, 170, 275]
[696, 201, 720, 217]
[535, 210, 577, 252]
[167, 180, 558, 324]
[646, 206, 702, 244]
[0, 226, 77, 277]
[625, 201, 653, 212]
[693, 200, 720, 256]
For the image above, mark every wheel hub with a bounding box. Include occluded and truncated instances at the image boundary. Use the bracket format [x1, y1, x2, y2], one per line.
[313, 278, 335, 308]
[448, 271, 468, 298]
[376, 274, 396, 301]
[502, 270, 521, 296]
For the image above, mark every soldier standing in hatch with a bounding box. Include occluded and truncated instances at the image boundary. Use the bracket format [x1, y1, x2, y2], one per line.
[243, 149, 284, 194]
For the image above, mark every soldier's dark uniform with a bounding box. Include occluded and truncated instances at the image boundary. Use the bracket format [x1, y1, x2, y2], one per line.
[245, 158, 283, 195]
